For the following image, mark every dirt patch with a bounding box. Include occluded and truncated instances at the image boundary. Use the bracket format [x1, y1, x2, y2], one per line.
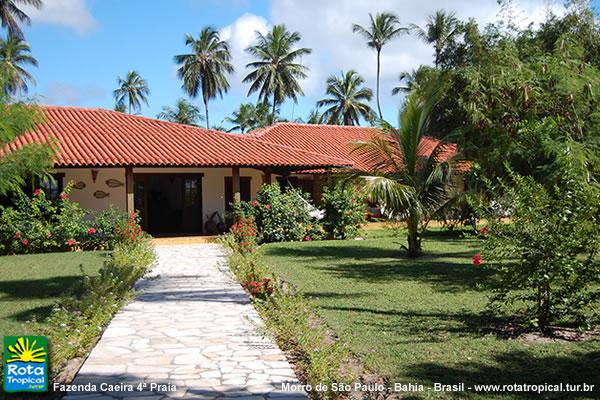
[520, 327, 600, 344]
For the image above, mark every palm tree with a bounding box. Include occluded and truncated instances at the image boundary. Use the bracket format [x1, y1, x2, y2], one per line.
[304, 108, 322, 124]
[174, 27, 233, 129]
[354, 79, 458, 257]
[353, 12, 407, 120]
[157, 98, 204, 126]
[392, 70, 417, 96]
[113, 70, 150, 114]
[0, 35, 36, 94]
[0, 0, 41, 39]
[225, 103, 258, 133]
[410, 9, 459, 68]
[317, 70, 376, 126]
[244, 24, 312, 120]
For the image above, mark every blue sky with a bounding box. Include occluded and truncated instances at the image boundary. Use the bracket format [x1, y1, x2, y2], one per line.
[20, 0, 600, 131]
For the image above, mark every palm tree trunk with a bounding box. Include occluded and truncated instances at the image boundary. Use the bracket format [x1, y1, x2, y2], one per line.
[435, 47, 440, 69]
[203, 94, 210, 129]
[376, 48, 383, 120]
[128, 101, 131, 115]
[406, 211, 422, 257]
[272, 92, 277, 122]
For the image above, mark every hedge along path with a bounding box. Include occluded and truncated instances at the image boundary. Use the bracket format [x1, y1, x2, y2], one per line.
[64, 244, 307, 400]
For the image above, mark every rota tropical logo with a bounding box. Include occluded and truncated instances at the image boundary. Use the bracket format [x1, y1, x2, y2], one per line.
[3, 336, 48, 393]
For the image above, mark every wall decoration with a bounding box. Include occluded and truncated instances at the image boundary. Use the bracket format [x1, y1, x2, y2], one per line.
[105, 179, 124, 188]
[91, 169, 99, 183]
[93, 190, 110, 199]
[73, 181, 86, 190]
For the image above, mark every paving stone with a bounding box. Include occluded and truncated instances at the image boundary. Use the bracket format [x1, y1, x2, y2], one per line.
[65, 244, 306, 400]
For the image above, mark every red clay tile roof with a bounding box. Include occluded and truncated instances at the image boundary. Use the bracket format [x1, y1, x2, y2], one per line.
[5, 106, 352, 169]
[249, 122, 460, 172]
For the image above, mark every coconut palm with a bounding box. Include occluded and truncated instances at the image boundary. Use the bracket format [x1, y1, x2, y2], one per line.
[304, 108, 322, 124]
[0, 35, 36, 94]
[317, 70, 376, 126]
[354, 79, 458, 257]
[244, 24, 312, 120]
[410, 9, 459, 68]
[157, 98, 204, 126]
[225, 103, 258, 133]
[353, 12, 407, 120]
[392, 70, 417, 96]
[113, 70, 150, 114]
[174, 27, 233, 129]
[0, 0, 41, 39]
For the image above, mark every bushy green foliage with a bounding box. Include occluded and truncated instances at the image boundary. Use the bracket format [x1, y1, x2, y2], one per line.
[240, 183, 314, 243]
[321, 183, 366, 239]
[474, 138, 600, 331]
[0, 187, 128, 255]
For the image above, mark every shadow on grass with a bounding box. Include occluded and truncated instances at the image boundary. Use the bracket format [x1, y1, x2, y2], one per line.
[406, 350, 600, 398]
[0, 276, 84, 300]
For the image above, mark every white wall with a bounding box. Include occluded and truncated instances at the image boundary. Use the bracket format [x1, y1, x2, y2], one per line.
[56, 168, 127, 211]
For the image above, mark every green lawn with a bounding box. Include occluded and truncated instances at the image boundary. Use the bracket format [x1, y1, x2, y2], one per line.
[0, 251, 108, 349]
[261, 229, 600, 399]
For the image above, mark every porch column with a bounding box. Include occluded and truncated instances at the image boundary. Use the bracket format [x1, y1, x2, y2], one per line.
[232, 166, 241, 204]
[263, 170, 272, 185]
[125, 166, 134, 213]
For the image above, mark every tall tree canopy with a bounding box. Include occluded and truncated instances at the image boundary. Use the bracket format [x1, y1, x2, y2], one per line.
[113, 70, 150, 115]
[0, 0, 41, 39]
[175, 27, 233, 129]
[0, 34, 36, 94]
[244, 24, 311, 120]
[317, 70, 375, 125]
[410, 9, 459, 68]
[157, 98, 204, 126]
[353, 12, 407, 119]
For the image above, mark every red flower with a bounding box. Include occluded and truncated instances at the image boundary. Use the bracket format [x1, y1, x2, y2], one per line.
[130, 211, 137, 219]
[303, 235, 311, 241]
[15, 231, 21, 240]
[21, 238, 29, 246]
[265, 204, 271, 210]
[252, 200, 258, 207]
[33, 188, 42, 196]
[267, 287, 274, 294]
[88, 228, 97, 235]
[59, 192, 68, 201]
[479, 226, 489, 236]
[472, 253, 482, 266]
[67, 239, 76, 247]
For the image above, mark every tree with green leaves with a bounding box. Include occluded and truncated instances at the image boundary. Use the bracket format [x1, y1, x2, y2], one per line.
[353, 12, 407, 119]
[225, 103, 258, 133]
[113, 70, 150, 115]
[0, 0, 41, 39]
[317, 70, 375, 125]
[0, 75, 53, 195]
[355, 80, 458, 257]
[410, 9, 459, 68]
[244, 24, 311, 120]
[157, 98, 203, 126]
[303, 108, 322, 124]
[175, 27, 233, 129]
[0, 35, 36, 94]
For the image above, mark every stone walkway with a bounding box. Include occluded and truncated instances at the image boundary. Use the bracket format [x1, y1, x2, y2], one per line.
[65, 244, 306, 400]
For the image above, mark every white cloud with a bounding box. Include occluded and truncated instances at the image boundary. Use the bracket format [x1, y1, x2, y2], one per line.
[23, 0, 98, 35]
[270, 0, 566, 116]
[220, 13, 270, 95]
[39, 82, 105, 105]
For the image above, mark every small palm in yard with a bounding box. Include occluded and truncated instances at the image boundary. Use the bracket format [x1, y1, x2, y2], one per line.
[157, 98, 204, 126]
[113, 70, 150, 115]
[244, 24, 311, 120]
[0, 35, 36, 95]
[175, 27, 233, 129]
[317, 70, 376, 126]
[353, 12, 407, 120]
[355, 79, 459, 257]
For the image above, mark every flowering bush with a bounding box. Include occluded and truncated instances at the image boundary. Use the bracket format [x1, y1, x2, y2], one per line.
[240, 183, 314, 243]
[0, 187, 130, 255]
[241, 274, 274, 300]
[229, 216, 258, 255]
[321, 183, 366, 239]
[114, 211, 144, 246]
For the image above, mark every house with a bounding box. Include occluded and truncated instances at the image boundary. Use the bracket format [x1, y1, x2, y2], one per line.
[7, 106, 460, 236]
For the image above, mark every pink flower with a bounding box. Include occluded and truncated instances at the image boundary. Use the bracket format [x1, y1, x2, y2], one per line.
[88, 228, 97, 235]
[67, 239, 76, 247]
[472, 253, 482, 266]
[303, 235, 311, 241]
[15, 231, 21, 240]
[21, 238, 29, 246]
[252, 200, 258, 207]
[59, 192, 68, 201]
[33, 188, 42, 196]
[265, 204, 271, 210]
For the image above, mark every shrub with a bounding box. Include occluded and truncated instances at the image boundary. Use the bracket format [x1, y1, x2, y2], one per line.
[84, 206, 130, 250]
[473, 148, 600, 332]
[241, 183, 314, 243]
[228, 216, 258, 255]
[321, 183, 366, 239]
